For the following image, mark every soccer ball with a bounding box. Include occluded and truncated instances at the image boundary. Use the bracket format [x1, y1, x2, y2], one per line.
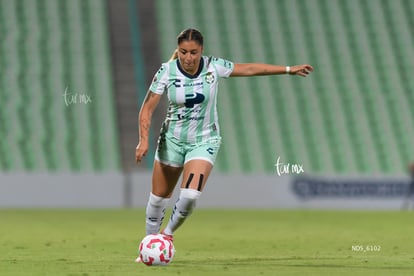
[138, 234, 175, 266]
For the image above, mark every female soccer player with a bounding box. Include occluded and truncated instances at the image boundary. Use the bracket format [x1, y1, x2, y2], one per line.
[135, 28, 313, 247]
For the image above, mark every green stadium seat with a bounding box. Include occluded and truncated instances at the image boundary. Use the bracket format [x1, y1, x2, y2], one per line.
[0, 0, 120, 172]
[154, 0, 414, 174]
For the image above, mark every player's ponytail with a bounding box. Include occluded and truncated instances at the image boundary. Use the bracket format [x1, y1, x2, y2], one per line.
[169, 49, 178, 61]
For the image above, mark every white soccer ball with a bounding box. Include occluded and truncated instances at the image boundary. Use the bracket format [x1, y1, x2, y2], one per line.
[139, 234, 175, 266]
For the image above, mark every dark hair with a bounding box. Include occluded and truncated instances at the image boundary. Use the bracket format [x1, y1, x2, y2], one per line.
[177, 28, 204, 46]
[169, 28, 204, 61]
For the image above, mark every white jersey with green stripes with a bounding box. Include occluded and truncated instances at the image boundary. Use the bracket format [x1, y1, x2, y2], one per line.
[150, 56, 234, 144]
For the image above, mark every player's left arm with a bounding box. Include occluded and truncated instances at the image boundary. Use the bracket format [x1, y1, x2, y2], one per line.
[230, 63, 313, 77]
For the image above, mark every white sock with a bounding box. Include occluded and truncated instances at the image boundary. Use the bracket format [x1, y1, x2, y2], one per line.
[163, 189, 201, 235]
[145, 193, 170, 235]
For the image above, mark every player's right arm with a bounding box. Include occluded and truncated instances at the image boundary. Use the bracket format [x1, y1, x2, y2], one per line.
[136, 91, 162, 163]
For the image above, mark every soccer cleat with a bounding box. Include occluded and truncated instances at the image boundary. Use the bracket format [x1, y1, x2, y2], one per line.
[134, 256, 142, 263]
[160, 230, 174, 242]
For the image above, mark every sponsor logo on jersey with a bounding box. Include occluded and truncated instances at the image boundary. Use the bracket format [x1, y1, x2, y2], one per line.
[184, 92, 205, 108]
[173, 79, 203, 88]
[173, 79, 182, 88]
[177, 113, 205, 121]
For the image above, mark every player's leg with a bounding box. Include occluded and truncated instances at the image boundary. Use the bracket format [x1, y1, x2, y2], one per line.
[145, 160, 183, 235]
[151, 160, 183, 197]
[145, 132, 186, 235]
[162, 137, 221, 236]
[163, 159, 213, 236]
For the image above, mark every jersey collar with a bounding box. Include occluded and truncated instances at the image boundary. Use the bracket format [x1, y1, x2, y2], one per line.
[176, 57, 204, 79]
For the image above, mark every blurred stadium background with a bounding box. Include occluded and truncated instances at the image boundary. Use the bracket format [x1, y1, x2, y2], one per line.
[0, 0, 413, 209]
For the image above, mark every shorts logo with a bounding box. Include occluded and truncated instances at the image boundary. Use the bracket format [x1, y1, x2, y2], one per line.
[205, 72, 215, 84]
[206, 148, 214, 155]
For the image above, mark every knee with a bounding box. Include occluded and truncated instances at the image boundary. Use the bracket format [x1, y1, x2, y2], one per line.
[177, 188, 202, 216]
[148, 193, 170, 207]
[180, 188, 202, 200]
[184, 173, 206, 191]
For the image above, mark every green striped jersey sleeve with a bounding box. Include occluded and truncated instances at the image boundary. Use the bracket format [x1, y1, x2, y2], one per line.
[149, 63, 169, 94]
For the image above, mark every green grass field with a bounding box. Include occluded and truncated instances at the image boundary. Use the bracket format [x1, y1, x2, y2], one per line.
[1, 209, 413, 276]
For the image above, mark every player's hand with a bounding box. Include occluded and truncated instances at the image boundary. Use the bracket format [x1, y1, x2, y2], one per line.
[136, 141, 148, 163]
[290, 64, 314, 77]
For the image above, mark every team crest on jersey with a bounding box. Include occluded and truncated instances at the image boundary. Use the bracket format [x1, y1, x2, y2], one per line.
[205, 72, 215, 84]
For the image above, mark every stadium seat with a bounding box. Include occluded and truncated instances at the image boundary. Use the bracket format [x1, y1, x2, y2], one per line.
[153, 0, 414, 174]
[0, 0, 120, 172]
